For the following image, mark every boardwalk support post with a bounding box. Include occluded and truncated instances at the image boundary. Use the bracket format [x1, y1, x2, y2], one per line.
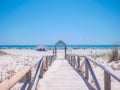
[73, 56, 76, 67]
[26, 70, 32, 90]
[85, 58, 101, 90]
[104, 71, 111, 90]
[77, 56, 80, 70]
[66, 54, 120, 90]
[85, 58, 89, 79]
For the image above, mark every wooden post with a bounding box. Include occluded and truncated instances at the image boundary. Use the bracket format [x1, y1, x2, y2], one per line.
[49, 56, 52, 65]
[53, 55, 56, 61]
[73, 56, 76, 67]
[75, 56, 77, 67]
[68, 56, 70, 63]
[70, 56, 71, 64]
[77, 56, 80, 70]
[43, 58, 48, 71]
[27, 70, 32, 90]
[46, 56, 48, 70]
[70, 56, 72, 65]
[71, 56, 74, 66]
[70, 56, 72, 64]
[86, 58, 101, 90]
[85, 59, 89, 79]
[72, 56, 75, 67]
[48, 56, 51, 65]
[104, 71, 111, 90]
[39, 63, 44, 78]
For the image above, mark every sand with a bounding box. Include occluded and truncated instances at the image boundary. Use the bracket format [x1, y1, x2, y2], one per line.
[0, 49, 120, 90]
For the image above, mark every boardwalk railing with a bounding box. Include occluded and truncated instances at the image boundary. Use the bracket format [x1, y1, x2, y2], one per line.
[66, 54, 120, 90]
[0, 55, 56, 90]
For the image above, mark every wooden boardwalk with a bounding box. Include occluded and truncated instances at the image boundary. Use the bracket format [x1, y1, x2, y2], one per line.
[1, 54, 119, 90]
[38, 59, 88, 90]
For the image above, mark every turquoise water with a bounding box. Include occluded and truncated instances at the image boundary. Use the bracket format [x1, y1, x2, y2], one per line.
[0, 45, 119, 49]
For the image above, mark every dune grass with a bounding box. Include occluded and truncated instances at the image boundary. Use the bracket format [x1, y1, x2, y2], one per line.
[0, 50, 7, 56]
[107, 46, 120, 62]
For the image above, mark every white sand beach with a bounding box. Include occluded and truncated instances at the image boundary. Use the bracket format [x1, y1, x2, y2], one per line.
[0, 49, 120, 90]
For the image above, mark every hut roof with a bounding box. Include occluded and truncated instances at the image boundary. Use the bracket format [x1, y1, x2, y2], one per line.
[55, 40, 66, 46]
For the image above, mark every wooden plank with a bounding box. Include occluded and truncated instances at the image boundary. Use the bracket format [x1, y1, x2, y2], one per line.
[67, 54, 120, 82]
[67, 54, 120, 90]
[39, 63, 44, 78]
[77, 56, 80, 70]
[87, 57, 120, 82]
[46, 56, 49, 70]
[0, 55, 55, 90]
[27, 70, 32, 90]
[71, 56, 73, 65]
[21, 80, 29, 90]
[85, 59, 101, 90]
[0, 66, 31, 90]
[70, 56, 72, 65]
[31, 55, 55, 90]
[38, 60, 88, 90]
[21, 70, 32, 90]
[73, 56, 76, 67]
[31, 60, 43, 90]
[49, 56, 52, 66]
[104, 71, 111, 90]
[85, 60, 89, 79]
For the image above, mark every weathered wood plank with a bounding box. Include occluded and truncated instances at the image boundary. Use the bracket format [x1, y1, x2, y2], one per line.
[87, 57, 120, 82]
[0, 55, 55, 90]
[0, 66, 31, 90]
[85, 59, 101, 90]
[38, 60, 88, 90]
[77, 56, 80, 70]
[31, 60, 43, 90]
[85, 60, 89, 79]
[26, 70, 32, 90]
[104, 71, 111, 90]
[67, 54, 120, 82]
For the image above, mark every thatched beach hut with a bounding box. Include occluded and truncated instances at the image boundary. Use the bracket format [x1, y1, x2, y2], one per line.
[36, 45, 47, 51]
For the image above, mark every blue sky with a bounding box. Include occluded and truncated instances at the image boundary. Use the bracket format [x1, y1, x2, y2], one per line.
[0, 0, 120, 45]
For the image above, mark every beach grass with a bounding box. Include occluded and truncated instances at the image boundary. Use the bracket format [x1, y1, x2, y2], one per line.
[0, 50, 7, 56]
[106, 48, 120, 62]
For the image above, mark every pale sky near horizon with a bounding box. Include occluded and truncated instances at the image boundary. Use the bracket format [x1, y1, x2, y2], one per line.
[0, 0, 120, 45]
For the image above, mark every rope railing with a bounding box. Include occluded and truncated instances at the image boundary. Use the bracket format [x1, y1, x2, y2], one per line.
[0, 55, 56, 90]
[66, 54, 120, 90]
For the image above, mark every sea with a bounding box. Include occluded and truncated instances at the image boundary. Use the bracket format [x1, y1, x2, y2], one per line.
[0, 45, 120, 49]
